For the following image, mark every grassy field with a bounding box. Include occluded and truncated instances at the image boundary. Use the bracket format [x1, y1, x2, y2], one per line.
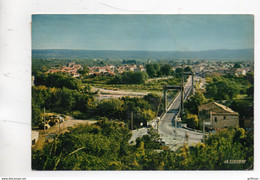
[84, 76, 182, 93]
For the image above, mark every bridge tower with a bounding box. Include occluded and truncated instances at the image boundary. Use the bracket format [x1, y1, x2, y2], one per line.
[182, 72, 195, 96]
[163, 72, 195, 115]
[163, 85, 182, 113]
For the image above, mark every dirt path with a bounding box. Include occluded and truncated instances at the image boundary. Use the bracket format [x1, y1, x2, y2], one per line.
[146, 76, 174, 82]
[92, 87, 150, 96]
[92, 86, 154, 100]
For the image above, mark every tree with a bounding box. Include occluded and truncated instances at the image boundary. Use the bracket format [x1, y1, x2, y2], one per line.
[234, 63, 242, 68]
[246, 86, 254, 97]
[109, 71, 148, 84]
[97, 99, 125, 119]
[153, 63, 160, 73]
[230, 100, 253, 118]
[77, 65, 90, 76]
[175, 68, 183, 78]
[185, 91, 206, 115]
[145, 64, 157, 78]
[143, 93, 163, 115]
[184, 66, 193, 72]
[35, 72, 82, 90]
[137, 109, 156, 127]
[206, 78, 239, 100]
[32, 101, 42, 128]
[183, 113, 199, 129]
[160, 64, 172, 76]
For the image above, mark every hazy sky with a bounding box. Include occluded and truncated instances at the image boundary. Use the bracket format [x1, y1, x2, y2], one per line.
[32, 14, 254, 51]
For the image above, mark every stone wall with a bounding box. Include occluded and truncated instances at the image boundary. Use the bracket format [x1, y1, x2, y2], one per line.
[211, 114, 239, 129]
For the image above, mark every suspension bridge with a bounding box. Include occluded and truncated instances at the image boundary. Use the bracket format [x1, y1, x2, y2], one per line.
[130, 73, 203, 150]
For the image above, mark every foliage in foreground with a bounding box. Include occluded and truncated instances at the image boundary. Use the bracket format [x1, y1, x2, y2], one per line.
[32, 121, 253, 170]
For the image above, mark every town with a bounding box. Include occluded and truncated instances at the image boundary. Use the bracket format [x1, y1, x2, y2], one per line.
[32, 56, 254, 170]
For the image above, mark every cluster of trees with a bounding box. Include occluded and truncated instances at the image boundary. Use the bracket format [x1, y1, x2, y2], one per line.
[145, 63, 173, 78]
[174, 127, 253, 170]
[34, 72, 82, 91]
[206, 73, 253, 100]
[205, 74, 254, 124]
[145, 63, 193, 79]
[230, 100, 254, 120]
[109, 71, 148, 84]
[185, 91, 207, 115]
[183, 91, 207, 130]
[96, 93, 162, 129]
[32, 85, 95, 127]
[32, 120, 253, 170]
[32, 70, 96, 127]
[77, 65, 90, 77]
[206, 77, 239, 100]
[175, 66, 193, 78]
[32, 120, 133, 170]
[32, 85, 161, 129]
[32, 70, 162, 129]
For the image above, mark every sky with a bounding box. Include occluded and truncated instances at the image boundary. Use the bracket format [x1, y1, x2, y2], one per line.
[32, 14, 254, 51]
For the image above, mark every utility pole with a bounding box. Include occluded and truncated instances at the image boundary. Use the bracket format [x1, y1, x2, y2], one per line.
[181, 76, 184, 114]
[59, 118, 60, 133]
[131, 111, 133, 131]
[192, 73, 195, 95]
[203, 120, 205, 144]
[175, 116, 177, 138]
[44, 107, 46, 134]
[163, 86, 167, 113]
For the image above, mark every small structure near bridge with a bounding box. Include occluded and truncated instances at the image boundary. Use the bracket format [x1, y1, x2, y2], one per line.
[31, 130, 39, 145]
[198, 101, 239, 129]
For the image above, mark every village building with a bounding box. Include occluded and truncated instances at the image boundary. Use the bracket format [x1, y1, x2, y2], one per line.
[194, 66, 204, 74]
[47, 62, 82, 77]
[235, 68, 247, 76]
[198, 101, 239, 129]
[32, 130, 39, 145]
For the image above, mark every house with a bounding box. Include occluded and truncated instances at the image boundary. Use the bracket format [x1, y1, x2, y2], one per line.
[32, 130, 39, 145]
[47, 62, 82, 77]
[194, 66, 203, 74]
[235, 68, 247, 76]
[198, 101, 239, 129]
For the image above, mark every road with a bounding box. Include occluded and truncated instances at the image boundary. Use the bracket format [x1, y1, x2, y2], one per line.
[158, 76, 203, 150]
[129, 128, 148, 144]
[92, 87, 155, 100]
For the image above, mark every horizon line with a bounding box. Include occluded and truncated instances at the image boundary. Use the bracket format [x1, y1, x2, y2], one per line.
[32, 48, 253, 52]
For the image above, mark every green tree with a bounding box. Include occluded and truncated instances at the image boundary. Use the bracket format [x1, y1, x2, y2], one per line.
[185, 91, 206, 115]
[97, 99, 125, 119]
[160, 64, 172, 76]
[230, 100, 253, 118]
[137, 109, 156, 127]
[234, 63, 242, 68]
[183, 113, 199, 129]
[32, 101, 42, 128]
[109, 71, 148, 84]
[184, 66, 193, 72]
[35, 72, 82, 90]
[175, 68, 183, 78]
[247, 86, 254, 97]
[77, 65, 90, 76]
[206, 79, 239, 100]
[145, 64, 157, 78]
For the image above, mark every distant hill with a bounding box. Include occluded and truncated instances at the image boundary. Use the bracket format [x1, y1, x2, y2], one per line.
[32, 49, 254, 60]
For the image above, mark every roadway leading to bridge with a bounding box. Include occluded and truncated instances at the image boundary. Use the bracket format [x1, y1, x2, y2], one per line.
[158, 76, 203, 150]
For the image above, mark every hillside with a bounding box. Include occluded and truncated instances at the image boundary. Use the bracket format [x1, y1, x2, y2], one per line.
[32, 49, 254, 61]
